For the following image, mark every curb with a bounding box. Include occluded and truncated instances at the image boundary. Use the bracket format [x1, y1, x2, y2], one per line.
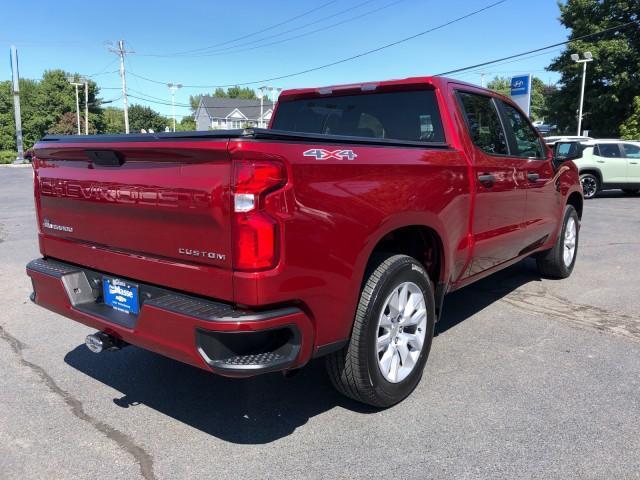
[0, 163, 33, 168]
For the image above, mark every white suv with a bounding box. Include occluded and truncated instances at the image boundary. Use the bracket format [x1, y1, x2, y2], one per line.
[573, 140, 640, 198]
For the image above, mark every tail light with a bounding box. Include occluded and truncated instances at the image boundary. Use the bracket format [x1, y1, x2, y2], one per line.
[232, 160, 286, 271]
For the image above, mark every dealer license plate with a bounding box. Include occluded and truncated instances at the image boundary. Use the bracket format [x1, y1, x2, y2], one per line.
[102, 277, 139, 315]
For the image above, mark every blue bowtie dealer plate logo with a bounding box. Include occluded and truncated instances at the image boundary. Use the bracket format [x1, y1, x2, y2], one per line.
[103, 277, 140, 315]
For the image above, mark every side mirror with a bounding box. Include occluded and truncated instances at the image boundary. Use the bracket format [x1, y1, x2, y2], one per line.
[553, 141, 584, 164]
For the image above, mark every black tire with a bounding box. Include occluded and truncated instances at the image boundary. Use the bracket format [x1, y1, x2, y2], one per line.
[325, 254, 435, 407]
[580, 173, 599, 199]
[536, 205, 579, 279]
[622, 189, 639, 195]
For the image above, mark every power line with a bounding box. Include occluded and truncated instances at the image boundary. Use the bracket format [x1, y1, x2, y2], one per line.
[174, 0, 408, 58]
[127, 0, 508, 89]
[142, 0, 389, 58]
[454, 48, 565, 79]
[127, 90, 271, 109]
[141, 0, 339, 57]
[435, 20, 639, 76]
[85, 58, 119, 77]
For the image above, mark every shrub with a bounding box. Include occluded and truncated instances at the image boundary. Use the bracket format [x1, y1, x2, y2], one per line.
[0, 150, 18, 164]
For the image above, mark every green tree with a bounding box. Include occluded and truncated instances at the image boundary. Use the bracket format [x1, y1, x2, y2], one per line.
[176, 115, 196, 131]
[620, 96, 640, 139]
[0, 70, 105, 149]
[225, 86, 257, 99]
[48, 112, 81, 135]
[486, 76, 555, 121]
[189, 94, 203, 113]
[103, 107, 125, 133]
[213, 88, 227, 98]
[546, 0, 640, 136]
[0, 81, 16, 151]
[128, 104, 170, 132]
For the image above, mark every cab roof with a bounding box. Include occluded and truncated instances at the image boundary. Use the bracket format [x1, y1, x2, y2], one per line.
[278, 75, 480, 101]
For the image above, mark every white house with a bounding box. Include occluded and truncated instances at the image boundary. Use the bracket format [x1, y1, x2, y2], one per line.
[195, 97, 274, 130]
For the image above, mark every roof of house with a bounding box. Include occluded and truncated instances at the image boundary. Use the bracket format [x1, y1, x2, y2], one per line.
[199, 96, 275, 120]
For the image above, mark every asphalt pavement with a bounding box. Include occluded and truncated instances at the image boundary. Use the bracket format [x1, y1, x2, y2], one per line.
[1, 166, 639, 479]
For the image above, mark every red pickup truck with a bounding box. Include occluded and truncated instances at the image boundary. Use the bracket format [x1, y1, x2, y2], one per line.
[27, 76, 584, 406]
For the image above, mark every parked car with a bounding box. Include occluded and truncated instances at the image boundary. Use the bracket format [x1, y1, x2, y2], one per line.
[532, 121, 557, 135]
[26, 76, 584, 407]
[570, 140, 640, 198]
[544, 135, 593, 146]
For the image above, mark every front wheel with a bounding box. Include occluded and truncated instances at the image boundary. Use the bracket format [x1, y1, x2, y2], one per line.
[325, 254, 435, 407]
[536, 205, 580, 279]
[580, 173, 599, 199]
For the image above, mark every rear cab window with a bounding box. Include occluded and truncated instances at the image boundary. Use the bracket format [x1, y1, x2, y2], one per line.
[272, 90, 445, 143]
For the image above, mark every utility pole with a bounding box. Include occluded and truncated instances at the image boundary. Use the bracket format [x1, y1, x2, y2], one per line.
[109, 40, 133, 133]
[571, 51, 593, 136]
[480, 72, 485, 88]
[67, 76, 83, 135]
[9, 46, 24, 163]
[83, 78, 89, 134]
[167, 83, 182, 132]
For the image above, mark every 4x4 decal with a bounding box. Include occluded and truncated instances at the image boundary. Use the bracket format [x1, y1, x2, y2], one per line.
[303, 148, 358, 161]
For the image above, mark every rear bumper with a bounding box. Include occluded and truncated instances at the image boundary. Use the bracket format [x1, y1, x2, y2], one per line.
[26, 258, 314, 377]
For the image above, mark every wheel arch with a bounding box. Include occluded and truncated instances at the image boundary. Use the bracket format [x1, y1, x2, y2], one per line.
[365, 225, 446, 287]
[579, 168, 603, 184]
[567, 191, 583, 219]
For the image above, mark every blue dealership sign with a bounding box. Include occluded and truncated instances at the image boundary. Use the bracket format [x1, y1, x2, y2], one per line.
[510, 74, 532, 116]
[510, 75, 530, 96]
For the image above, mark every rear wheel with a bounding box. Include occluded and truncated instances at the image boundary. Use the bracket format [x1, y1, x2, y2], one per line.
[580, 173, 599, 199]
[622, 189, 639, 195]
[536, 205, 579, 279]
[325, 254, 435, 407]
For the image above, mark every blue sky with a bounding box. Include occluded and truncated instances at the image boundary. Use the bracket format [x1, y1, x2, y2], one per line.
[2, 0, 568, 119]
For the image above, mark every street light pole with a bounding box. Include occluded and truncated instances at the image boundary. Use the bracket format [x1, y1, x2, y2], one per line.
[259, 86, 266, 128]
[67, 76, 83, 135]
[168, 83, 182, 132]
[81, 77, 89, 135]
[571, 51, 593, 136]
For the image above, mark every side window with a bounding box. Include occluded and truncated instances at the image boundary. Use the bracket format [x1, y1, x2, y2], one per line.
[500, 102, 545, 159]
[457, 92, 508, 155]
[622, 143, 640, 158]
[596, 144, 623, 158]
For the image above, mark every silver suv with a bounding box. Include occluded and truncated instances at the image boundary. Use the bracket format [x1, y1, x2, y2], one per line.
[572, 140, 640, 198]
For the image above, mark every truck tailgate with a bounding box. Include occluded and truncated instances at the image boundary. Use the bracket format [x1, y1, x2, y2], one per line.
[33, 140, 234, 301]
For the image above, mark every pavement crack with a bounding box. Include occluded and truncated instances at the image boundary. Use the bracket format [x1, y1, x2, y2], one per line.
[485, 284, 640, 342]
[0, 325, 156, 480]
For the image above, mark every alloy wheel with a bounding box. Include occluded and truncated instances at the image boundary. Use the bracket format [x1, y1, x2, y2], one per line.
[376, 282, 427, 383]
[563, 216, 577, 267]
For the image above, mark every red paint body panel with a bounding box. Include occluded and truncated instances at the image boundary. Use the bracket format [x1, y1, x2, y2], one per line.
[29, 76, 582, 374]
[27, 269, 313, 373]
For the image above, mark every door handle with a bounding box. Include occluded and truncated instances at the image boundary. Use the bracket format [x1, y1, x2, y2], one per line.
[596, 160, 605, 163]
[478, 173, 495, 187]
[527, 172, 540, 182]
[630, 161, 639, 165]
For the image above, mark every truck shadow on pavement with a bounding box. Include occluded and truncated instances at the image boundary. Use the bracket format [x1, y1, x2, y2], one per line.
[64, 260, 543, 444]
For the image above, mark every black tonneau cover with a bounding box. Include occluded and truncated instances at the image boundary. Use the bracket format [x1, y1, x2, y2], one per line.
[40, 128, 449, 149]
